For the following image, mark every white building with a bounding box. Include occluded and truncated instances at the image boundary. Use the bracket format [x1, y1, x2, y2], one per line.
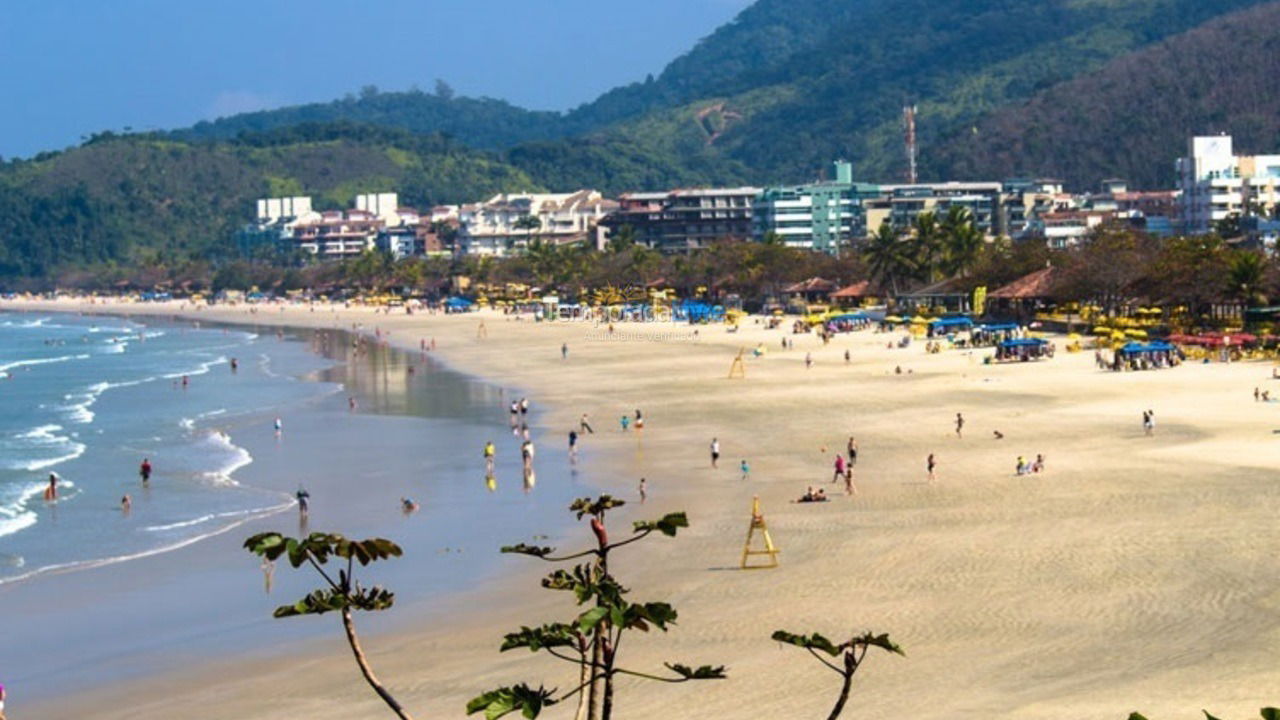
[458, 190, 617, 256]
[1178, 135, 1280, 234]
[354, 193, 402, 226]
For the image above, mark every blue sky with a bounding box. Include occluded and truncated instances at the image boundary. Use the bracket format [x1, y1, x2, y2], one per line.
[0, 0, 752, 159]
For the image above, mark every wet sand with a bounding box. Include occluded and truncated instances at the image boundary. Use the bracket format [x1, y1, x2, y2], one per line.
[8, 297, 1280, 720]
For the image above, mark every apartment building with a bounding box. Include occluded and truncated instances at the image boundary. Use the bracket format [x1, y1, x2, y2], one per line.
[753, 161, 878, 254]
[458, 190, 616, 256]
[1178, 135, 1280, 234]
[601, 187, 759, 254]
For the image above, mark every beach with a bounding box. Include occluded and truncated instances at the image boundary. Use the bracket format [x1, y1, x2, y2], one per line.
[7, 297, 1280, 720]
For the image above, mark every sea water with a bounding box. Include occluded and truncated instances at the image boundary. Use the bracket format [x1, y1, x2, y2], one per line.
[0, 312, 335, 584]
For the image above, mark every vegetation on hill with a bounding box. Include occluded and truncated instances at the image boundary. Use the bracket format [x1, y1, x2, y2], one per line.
[175, 85, 572, 150]
[0, 124, 540, 279]
[931, 1, 1280, 189]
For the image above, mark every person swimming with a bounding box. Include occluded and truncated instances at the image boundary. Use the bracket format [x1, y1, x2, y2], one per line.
[401, 497, 419, 514]
[44, 473, 58, 501]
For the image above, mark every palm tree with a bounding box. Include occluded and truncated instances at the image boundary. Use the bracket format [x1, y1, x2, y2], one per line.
[1228, 251, 1268, 307]
[864, 221, 912, 296]
[941, 205, 984, 278]
[909, 211, 944, 283]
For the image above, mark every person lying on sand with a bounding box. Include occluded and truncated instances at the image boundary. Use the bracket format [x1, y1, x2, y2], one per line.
[795, 486, 829, 503]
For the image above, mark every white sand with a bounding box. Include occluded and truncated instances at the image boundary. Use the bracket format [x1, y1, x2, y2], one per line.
[9, 297, 1280, 720]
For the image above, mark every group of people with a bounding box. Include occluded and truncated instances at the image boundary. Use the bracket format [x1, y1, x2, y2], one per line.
[1015, 454, 1046, 476]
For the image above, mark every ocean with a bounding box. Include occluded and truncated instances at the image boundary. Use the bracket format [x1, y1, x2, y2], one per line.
[0, 312, 335, 585]
[0, 310, 590, 704]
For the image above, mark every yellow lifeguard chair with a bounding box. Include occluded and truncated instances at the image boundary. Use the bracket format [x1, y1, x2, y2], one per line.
[728, 348, 747, 379]
[741, 495, 780, 569]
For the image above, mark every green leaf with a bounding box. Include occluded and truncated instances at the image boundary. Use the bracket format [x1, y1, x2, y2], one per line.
[500, 624, 578, 653]
[1204, 712, 1222, 720]
[502, 543, 556, 558]
[466, 684, 557, 720]
[1126, 714, 1149, 720]
[577, 606, 610, 633]
[633, 512, 689, 537]
[771, 630, 841, 656]
[664, 662, 727, 680]
[1261, 709, 1280, 720]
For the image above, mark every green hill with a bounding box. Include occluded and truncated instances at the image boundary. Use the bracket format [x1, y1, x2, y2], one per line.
[929, 1, 1280, 189]
[0, 124, 540, 279]
[165, 0, 1272, 188]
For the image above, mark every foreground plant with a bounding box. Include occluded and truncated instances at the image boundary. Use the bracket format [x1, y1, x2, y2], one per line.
[244, 532, 413, 720]
[468, 495, 724, 720]
[771, 629, 903, 720]
[1130, 709, 1278, 720]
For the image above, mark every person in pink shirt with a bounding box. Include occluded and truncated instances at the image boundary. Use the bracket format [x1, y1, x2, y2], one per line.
[832, 453, 847, 484]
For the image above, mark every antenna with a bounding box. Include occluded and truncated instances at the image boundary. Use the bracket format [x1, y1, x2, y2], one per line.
[903, 105, 918, 184]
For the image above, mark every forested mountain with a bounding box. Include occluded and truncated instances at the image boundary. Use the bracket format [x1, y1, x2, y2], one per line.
[929, 1, 1280, 189]
[166, 0, 1273, 187]
[0, 125, 539, 278]
[174, 89, 571, 150]
[5, 0, 1280, 280]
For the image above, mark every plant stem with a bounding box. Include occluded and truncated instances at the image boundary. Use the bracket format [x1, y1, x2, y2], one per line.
[827, 669, 853, 720]
[341, 607, 414, 720]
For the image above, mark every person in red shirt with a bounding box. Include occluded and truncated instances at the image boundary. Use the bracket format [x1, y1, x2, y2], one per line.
[139, 458, 152, 484]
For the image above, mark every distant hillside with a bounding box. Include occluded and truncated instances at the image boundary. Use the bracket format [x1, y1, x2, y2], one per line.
[174, 90, 572, 149]
[169, 0, 1270, 189]
[0, 124, 540, 278]
[929, 1, 1280, 189]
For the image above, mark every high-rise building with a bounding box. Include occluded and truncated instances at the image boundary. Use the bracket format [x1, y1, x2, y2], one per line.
[602, 187, 759, 254]
[1178, 135, 1280, 234]
[753, 162, 879, 254]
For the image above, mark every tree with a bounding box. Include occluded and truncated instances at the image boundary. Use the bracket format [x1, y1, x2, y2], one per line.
[864, 221, 912, 296]
[1228, 250, 1268, 307]
[941, 205, 984, 278]
[605, 224, 637, 254]
[770, 630, 902, 720]
[434, 78, 456, 101]
[244, 532, 413, 720]
[468, 496, 724, 720]
[909, 211, 945, 283]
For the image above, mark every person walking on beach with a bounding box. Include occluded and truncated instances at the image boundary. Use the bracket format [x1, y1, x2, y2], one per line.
[955, 412, 965, 438]
[519, 397, 530, 417]
[844, 348, 851, 364]
[620, 414, 630, 431]
[521, 439, 535, 471]
[805, 352, 813, 369]
[740, 459, 751, 480]
[139, 457, 152, 484]
[580, 413, 594, 434]
[483, 441, 496, 473]
[710, 438, 721, 468]
[927, 453, 937, 483]
[274, 417, 283, 435]
[634, 408, 644, 431]
[847, 436, 858, 466]
[832, 453, 847, 484]
[638, 477, 647, 503]
[568, 430, 579, 458]
[561, 343, 568, 360]
[1142, 410, 1155, 436]
[295, 486, 310, 517]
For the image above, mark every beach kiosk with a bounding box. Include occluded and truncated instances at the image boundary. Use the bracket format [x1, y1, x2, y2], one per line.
[928, 316, 974, 339]
[994, 337, 1053, 362]
[1114, 341, 1179, 371]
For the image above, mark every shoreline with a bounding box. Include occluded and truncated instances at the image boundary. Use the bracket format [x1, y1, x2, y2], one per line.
[6, 297, 1280, 720]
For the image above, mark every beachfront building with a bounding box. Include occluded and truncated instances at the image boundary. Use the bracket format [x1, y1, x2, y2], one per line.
[1029, 210, 1117, 249]
[1001, 179, 1076, 238]
[291, 209, 384, 258]
[1178, 135, 1280, 234]
[867, 182, 1006, 237]
[753, 161, 879, 254]
[457, 191, 616, 256]
[601, 187, 760, 254]
[238, 196, 323, 256]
